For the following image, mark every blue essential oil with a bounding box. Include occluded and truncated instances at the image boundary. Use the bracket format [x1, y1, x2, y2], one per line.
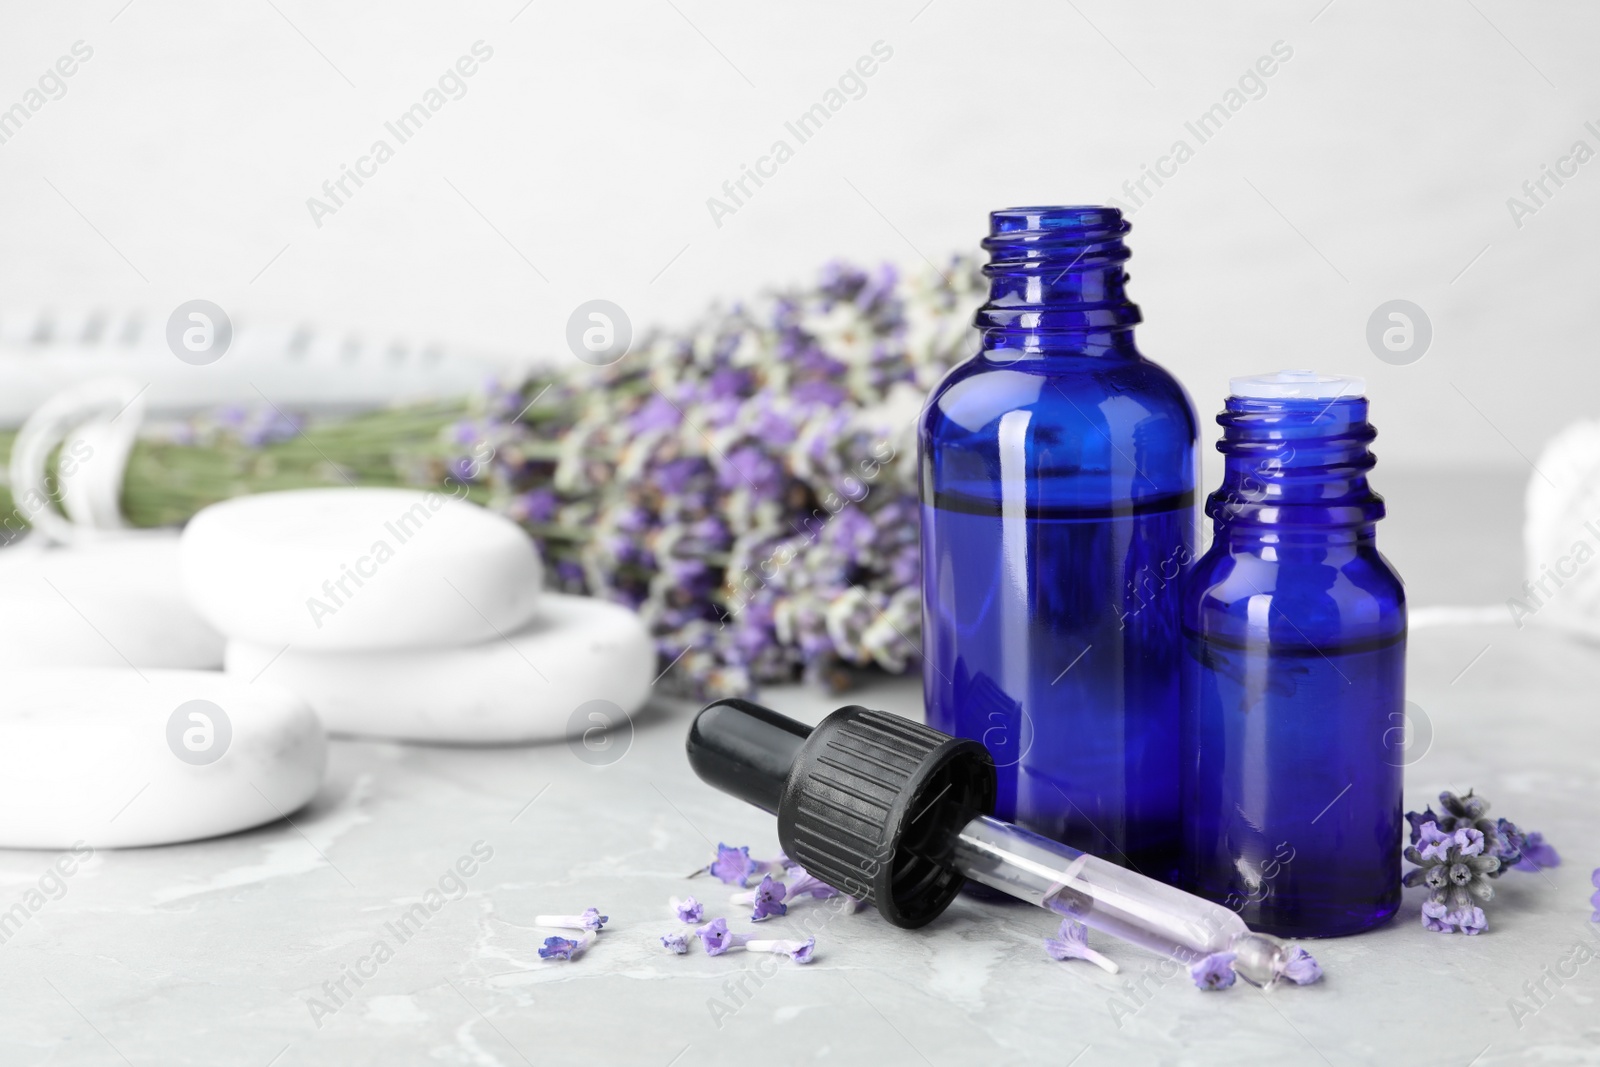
[1180, 371, 1405, 937]
[919, 206, 1197, 879]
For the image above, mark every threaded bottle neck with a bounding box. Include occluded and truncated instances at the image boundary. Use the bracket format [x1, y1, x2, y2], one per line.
[976, 206, 1141, 358]
[1208, 378, 1384, 534]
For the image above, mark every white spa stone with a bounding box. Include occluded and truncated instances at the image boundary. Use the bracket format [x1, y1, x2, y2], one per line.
[225, 593, 655, 743]
[0, 533, 225, 669]
[181, 487, 542, 651]
[0, 668, 326, 849]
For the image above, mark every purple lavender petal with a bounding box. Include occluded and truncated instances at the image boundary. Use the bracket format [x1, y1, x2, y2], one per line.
[696, 918, 732, 956]
[1454, 827, 1486, 857]
[1421, 900, 1453, 932]
[709, 844, 760, 887]
[1278, 946, 1323, 985]
[1513, 832, 1561, 871]
[628, 394, 682, 434]
[1190, 952, 1237, 991]
[1417, 822, 1453, 863]
[539, 936, 580, 961]
[748, 874, 789, 922]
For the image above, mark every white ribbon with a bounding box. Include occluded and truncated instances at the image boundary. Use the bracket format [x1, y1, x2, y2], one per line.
[7, 377, 145, 546]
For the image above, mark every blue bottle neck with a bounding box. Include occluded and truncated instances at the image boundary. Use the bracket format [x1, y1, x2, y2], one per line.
[976, 206, 1142, 359]
[1207, 394, 1385, 541]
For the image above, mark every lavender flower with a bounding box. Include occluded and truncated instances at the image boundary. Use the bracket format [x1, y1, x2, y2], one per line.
[1405, 807, 1441, 847]
[1431, 790, 1512, 876]
[745, 937, 817, 964]
[694, 918, 817, 963]
[1405, 820, 1500, 933]
[660, 932, 691, 955]
[702, 843, 780, 887]
[670, 896, 704, 924]
[695, 918, 748, 957]
[1043, 919, 1119, 974]
[1491, 818, 1528, 871]
[1406, 791, 1558, 880]
[1416, 822, 1458, 863]
[539, 933, 593, 961]
[1435, 790, 1494, 836]
[1191, 952, 1237, 991]
[1514, 832, 1562, 872]
[535, 907, 608, 932]
[508, 488, 559, 525]
[729, 874, 788, 922]
[1591, 868, 1600, 923]
[1277, 946, 1323, 985]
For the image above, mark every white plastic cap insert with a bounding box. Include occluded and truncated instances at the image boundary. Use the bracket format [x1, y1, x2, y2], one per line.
[1229, 369, 1366, 400]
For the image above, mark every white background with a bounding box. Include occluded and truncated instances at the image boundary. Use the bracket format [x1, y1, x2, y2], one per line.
[0, 0, 1591, 476]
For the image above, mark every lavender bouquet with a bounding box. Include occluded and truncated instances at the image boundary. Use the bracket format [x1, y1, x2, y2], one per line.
[0, 257, 984, 700]
[442, 258, 986, 698]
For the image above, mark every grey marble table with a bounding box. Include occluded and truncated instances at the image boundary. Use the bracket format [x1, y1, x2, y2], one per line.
[0, 612, 1595, 1067]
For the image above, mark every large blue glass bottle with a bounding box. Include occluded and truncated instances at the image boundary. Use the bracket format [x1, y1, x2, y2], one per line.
[1180, 371, 1405, 937]
[919, 206, 1197, 880]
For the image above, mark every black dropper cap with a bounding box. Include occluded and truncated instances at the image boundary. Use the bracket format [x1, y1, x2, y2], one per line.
[686, 698, 997, 928]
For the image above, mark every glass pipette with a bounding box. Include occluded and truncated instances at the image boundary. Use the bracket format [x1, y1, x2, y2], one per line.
[686, 698, 1313, 987]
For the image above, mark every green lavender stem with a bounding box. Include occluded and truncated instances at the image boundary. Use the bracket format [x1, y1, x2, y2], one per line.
[0, 403, 471, 531]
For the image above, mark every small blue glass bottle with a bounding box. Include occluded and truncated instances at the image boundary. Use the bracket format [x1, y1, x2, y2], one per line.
[919, 206, 1197, 879]
[1181, 371, 1405, 937]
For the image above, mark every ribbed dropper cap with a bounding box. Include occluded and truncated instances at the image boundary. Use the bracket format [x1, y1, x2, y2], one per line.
[686, 699, 997, 928]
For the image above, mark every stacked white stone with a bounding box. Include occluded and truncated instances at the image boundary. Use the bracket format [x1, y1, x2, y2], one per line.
[182, 487, 654, 745]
